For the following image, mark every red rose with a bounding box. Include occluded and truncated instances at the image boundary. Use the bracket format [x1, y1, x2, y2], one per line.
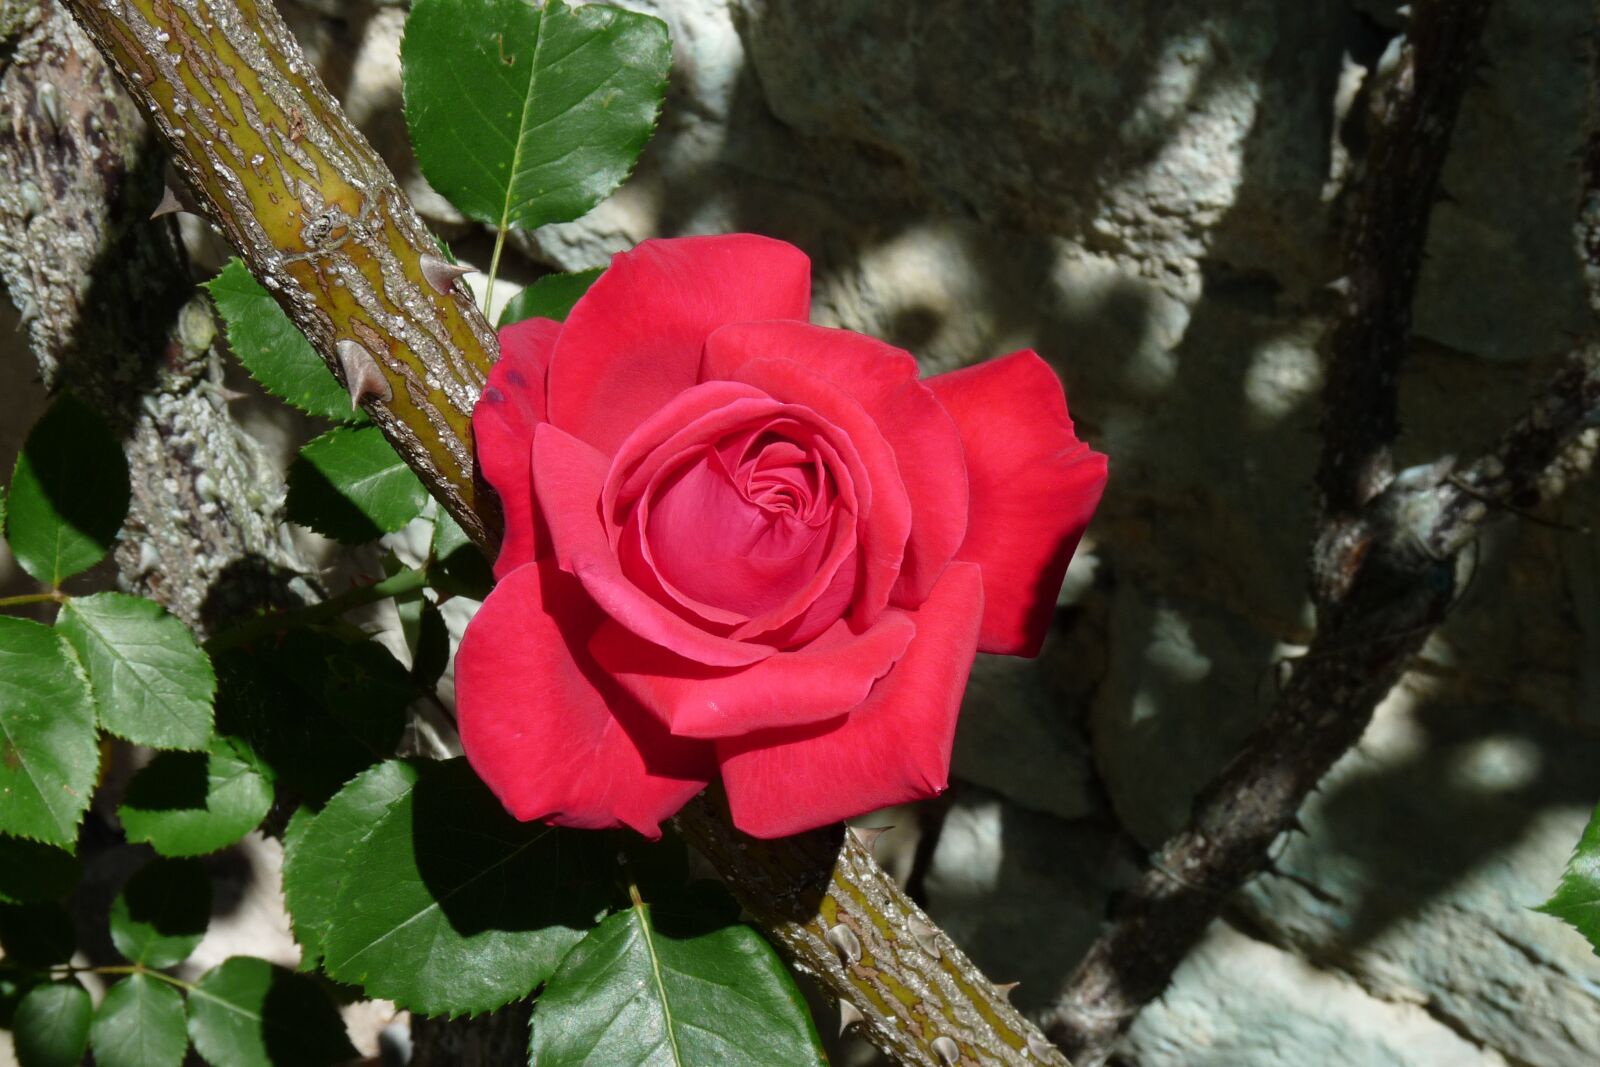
[455, 235, 1106, 838]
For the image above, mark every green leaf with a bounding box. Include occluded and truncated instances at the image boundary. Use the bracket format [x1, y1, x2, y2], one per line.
[402, 0, 670, 232]
[497, 268, 602, 327]
[90, 975, 188, 1067]
[282, 761, 419, 970]
[0, 837, 80, 904]
[409, 599, 450, 688]
[1539, 800, 1600, 953]
[187, 957, 356, 1067]
[6, 393, 130, 585]
[13, 982, 91, 1067]
[318, 758, 611, 1016]
[110, 858, 211, 968]
[206, 259, 360, 423]
[119, 735, 274, 858]
[287, 425, 428, 544]
[212, 632, 412, 806]
[530, 897, 827, 1066]
[0, 903, 76, 966]
[430, 510, 493, 600]
[58, 592, 216, 751]
[0, 617, 98, 847]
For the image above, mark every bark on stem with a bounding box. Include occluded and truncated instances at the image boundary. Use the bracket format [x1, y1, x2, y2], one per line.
[0, 0, 308, 633]
[62, 0, 500, 549]
[58, 1, 1062, 1063]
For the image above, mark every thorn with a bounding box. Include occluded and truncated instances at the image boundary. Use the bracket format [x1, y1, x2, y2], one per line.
[995, 980, 1020, 1002]
[337, 339, 392, 408]
[150, 186, 184, 220]
[837, 999, 864, 1036]
[906, 915, 940, 959]
[932, 1035, 961, 1065]
[849, 825, 893, 857]
[217, 385, 250, 403]
[420, 254, 472, 295]
[1027, 1033, 1055, 1060]
[825, 923, 862, 965]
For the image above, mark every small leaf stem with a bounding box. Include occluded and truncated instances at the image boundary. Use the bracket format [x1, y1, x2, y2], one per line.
[0, 959, 196, 992]
[484, 229, 507, 323]
[0, 591, 66, 610]
[205, 565, 430, 654]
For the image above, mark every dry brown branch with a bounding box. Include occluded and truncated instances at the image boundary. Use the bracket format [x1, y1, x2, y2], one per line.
[1038, 5, 1600, 1065]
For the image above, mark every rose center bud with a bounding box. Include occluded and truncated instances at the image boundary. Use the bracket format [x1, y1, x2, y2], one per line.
[617, 415, 859, 642]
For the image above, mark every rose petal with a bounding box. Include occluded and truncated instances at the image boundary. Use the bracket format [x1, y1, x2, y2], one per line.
[705, 321, 966, 608]
[926, 351, 1107, 657]
[715, 561, 983, 838]
[589, 610, 917, 739]
[455, 561, 714, 837]
[475, 317, 560, 577]
[534, 422, 774, 667]
[727, 356, 912, 630]
[604, 384, 867, 647]
[604, 384, 775, 524]
[640, 451, 834, 619]
[547, 235, 812, 455]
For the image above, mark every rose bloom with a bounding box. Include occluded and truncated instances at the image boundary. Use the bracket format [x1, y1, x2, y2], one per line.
[455, 235, 1106, 839]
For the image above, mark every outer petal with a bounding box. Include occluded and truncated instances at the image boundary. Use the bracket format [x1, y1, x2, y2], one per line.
[705, 321, 967, 607]
[547, 235, 812, 455]
[455, 561, 714, 837]
[534, 422, 774, 667]
[589, 611, 916, 739]
[475, 317, 561, 577]
[715, 562, 983, 838]
[926, 351, 1107, 657]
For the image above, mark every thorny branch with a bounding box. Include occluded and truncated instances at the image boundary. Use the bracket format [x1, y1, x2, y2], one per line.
[1044, 2, 1600, 1063]
[57, 0, 1064, 1063]
[0, 0, 309, 633]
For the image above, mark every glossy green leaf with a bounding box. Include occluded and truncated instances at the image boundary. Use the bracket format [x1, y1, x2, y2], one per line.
[402, 0, 669, 232]
[0, 618, 98, 847]
[0, 903, 76, 966]
[206, 259, 359, 423]
[119, 735, 274, 858]
[430, 510, 493, 600]
[110, 858, 211, 968]
[318, 757, 611, 1015]
[0, 837, 80, 904]
[530, 897, 826, 1066]
[287, 425, 428, 544]
[1539, 800, 1600, 953]
[6, 393, 130, 585]
[13, 982, 91, 1067]
[58, 592, 215, 751]
[187, 957, 356, 1067]
[281, 761, 418, 970]
[212, 632, 412, 806]
[90, 975, 188, 1067]
[497, 268, 602, 327]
